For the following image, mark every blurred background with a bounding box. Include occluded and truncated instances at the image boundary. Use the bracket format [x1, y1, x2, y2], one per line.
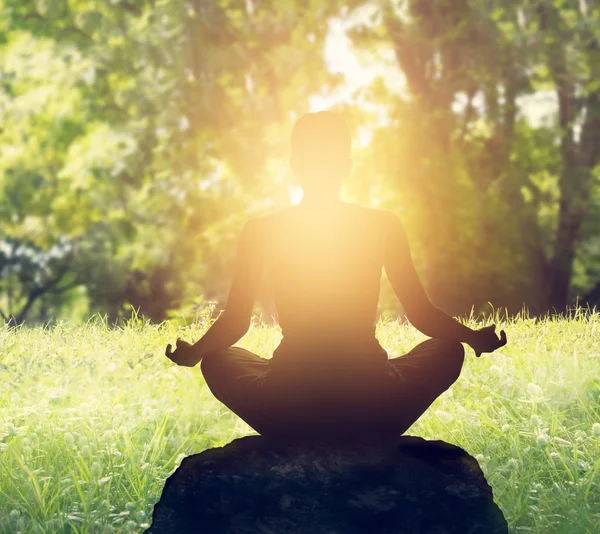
[1, 0, 599, 326]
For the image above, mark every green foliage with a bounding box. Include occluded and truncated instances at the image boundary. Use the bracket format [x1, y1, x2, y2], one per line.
[2, 0, 600, 322]
[0, 0, 346, 323]
[343, 0, 600, 314]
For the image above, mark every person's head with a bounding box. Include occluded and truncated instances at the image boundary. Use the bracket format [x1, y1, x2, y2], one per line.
[290, 111, 352, 199]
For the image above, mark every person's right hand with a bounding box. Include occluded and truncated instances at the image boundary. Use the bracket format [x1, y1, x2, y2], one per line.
[468, 325, 507, 357]
[165, 339, 199, 367]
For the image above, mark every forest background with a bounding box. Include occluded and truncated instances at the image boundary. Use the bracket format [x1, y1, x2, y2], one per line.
[2, 0, 600, 326]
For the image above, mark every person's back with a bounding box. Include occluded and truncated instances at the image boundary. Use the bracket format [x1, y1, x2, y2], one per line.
[165, 110, 507, 441]
[261, 202, 389, 373]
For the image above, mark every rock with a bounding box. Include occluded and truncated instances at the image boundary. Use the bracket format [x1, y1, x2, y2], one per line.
[146, 435, 508, 534]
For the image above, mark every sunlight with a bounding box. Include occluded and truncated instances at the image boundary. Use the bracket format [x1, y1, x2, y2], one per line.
[312, 7, 556, 142]
[288, 185, 304, 205]
[308, 11, 404, 149]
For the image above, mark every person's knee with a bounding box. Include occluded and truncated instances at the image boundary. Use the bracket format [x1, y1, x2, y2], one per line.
[199, 349, 235, 403]
[426, 339, 464, 387]
[200, 349, 229, 380]
[442, 340, 465, 383]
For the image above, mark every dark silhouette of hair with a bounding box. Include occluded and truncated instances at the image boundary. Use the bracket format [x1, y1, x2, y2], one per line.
[291, 111, 351, 164]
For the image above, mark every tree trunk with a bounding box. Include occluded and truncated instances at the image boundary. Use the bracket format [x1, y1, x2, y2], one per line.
[582, 279, 600, 309]
[539, 3, 599, 312]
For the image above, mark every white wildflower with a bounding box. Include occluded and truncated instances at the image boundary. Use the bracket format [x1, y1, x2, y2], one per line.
[435, 410, 454, 424]
[527, 383, 544, 401]
[64, 432, 75, 447]
[90, 462, 102, 479]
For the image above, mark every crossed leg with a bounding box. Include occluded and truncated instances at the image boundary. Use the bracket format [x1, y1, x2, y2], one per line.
[200, 347, 274, 435]
[386, 338, 465, 435]
[200, 338, 465, 440]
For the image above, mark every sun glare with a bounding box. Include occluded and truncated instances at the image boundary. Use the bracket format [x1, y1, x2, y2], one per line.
[288, 185, 304, 205]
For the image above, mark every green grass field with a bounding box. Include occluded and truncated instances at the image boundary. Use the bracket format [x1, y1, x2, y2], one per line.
[1, 311, 599, 533]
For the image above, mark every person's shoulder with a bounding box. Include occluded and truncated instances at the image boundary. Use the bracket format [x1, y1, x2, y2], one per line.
[242, 208, 292, 234]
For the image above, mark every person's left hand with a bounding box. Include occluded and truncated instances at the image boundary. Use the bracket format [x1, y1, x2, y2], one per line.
[165, 339, 199, 367]
[468, 325, 507, 358]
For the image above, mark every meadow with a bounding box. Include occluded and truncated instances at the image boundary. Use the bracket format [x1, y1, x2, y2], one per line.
[0, 310, 599, 533]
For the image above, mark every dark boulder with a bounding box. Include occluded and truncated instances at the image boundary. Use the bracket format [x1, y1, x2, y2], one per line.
[146, 435, 508, 533]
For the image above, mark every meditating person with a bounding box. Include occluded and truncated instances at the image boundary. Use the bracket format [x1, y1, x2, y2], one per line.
[165, 110, 507, 442]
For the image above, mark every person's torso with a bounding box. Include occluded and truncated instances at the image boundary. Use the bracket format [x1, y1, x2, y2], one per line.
[258, 201, 390, 373]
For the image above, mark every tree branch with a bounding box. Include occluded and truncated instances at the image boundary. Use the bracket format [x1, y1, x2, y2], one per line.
[13, 269, 69, 325]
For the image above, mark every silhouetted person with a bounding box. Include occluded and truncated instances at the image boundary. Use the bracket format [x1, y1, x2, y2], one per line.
[166, 111, 507, 442]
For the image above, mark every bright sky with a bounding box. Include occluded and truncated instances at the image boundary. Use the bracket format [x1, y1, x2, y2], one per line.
[309, 9, 558, 131]
[309, 12, 405, 139]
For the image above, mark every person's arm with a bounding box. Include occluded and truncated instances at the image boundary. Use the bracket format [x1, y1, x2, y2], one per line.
[382, 211, 506, 355]
[166, 219, 264, 366]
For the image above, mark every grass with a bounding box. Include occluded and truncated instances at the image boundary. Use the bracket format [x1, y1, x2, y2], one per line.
[0, 309, 599, 533]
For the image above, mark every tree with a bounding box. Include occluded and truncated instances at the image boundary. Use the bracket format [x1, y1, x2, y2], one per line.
[345, 0, 600, 314]
[1, 0, 347, 323]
